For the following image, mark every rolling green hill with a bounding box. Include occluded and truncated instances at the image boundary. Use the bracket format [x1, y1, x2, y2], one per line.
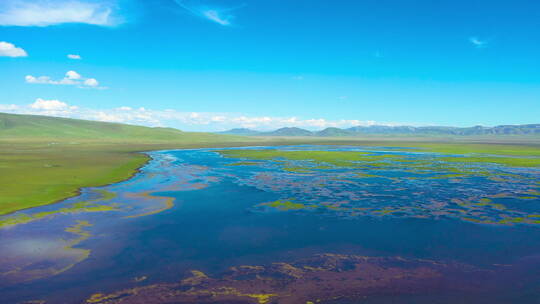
[0, 112, 235, 142]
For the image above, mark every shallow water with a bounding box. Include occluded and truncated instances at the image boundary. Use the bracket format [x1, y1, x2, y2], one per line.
[1, 145, 539, 303]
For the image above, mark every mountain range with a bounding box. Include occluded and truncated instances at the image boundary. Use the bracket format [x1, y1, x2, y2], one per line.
[218, 124, 540, 137]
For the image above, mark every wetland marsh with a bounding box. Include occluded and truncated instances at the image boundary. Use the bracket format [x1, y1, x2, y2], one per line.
[1, 144, 540, 304]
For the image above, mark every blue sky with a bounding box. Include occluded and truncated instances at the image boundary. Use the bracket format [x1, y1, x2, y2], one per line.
[0, 0, 539, 131]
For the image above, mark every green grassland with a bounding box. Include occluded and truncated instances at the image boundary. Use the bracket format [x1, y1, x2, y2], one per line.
[1, 112, 539, 216]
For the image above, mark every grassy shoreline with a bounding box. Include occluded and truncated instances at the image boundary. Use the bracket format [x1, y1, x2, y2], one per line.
[1, 137, 539, 216]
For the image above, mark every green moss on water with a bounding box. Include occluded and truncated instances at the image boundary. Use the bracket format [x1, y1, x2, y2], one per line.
[95, 189, 117, 201]
[312, 165, 333, 169]
[0, 189, 119, 228]
[226, 161, 262, 166]
[217, 150, 403, 167]
[462, 217, 486, 224]
[428, 173, 466, 179]
[500, 217, 526, 224]
[263, 200, 316, 211]
[373, 209, 398, 216]
[356, 173, 380, 178]
[397, 143, 540, 157]
[0, 213, 34, 227]
[439, 156, 540, 168]
[282, 167, 313, 173]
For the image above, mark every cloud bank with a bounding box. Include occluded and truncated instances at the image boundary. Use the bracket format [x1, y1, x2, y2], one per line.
[0, 0, 122, 27]
[0, 41, 27, 57]
[0, 101, 378, 131]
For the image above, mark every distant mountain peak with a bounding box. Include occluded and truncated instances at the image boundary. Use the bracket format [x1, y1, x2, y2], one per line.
[218, 128, 261, 135]
[215, 123, 540, 137]
[262, 127, 314, 136]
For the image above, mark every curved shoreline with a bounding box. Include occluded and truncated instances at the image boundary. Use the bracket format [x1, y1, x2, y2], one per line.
[0, 153, 152, 218]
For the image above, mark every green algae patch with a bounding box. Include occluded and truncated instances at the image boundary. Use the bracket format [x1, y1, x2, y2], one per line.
[123, 191, 175, 219]
[0, 219, 97, 284]
[0, 190, 119, 228]
[428, 173, 466, 179]
[0, 213, 34, 228]
[516, 196, 537, 200]
[226, 161, 262, 166]
[526, 190, 540, 196]
[95, 189, 117, 201]
[439, 156, 540, 168]
[181, 270, 209, 286]
[283, 167, 313, 173]
[373, 209, 399, 216]
[397, 143, 540, 157]
[356, 172, 380, 178]
[263, 200, 316, 211]
[217, 150, 403, 167]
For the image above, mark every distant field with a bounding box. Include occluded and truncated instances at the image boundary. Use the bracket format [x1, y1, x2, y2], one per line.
[1, 112, 539, 215]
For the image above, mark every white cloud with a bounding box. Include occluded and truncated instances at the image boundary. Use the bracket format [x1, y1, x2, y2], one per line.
[25, 70, 103, 88]
[83, 78, 99, 87]
[67, 54, 81, 60]
[25, 75, 51, 84]
[0, 102, 387, 131]
[469, 36, 488, 48]
[201, 9, 231, 26]
[94, 111, 124, 122]
[0, 0, 120, 27]
[66, 70, 81, 80]
[0, 41, 27, 57]
[174, 0, 240, 26]
[0, 104, 19, 110]
[0, 98, 79, 118]
[211, 115, 226, 122]
[30, 98, 69, 110]
[292, 76, 304, 81]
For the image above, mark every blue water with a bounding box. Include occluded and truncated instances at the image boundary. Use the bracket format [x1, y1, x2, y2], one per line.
[1, 146, 539, 303]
